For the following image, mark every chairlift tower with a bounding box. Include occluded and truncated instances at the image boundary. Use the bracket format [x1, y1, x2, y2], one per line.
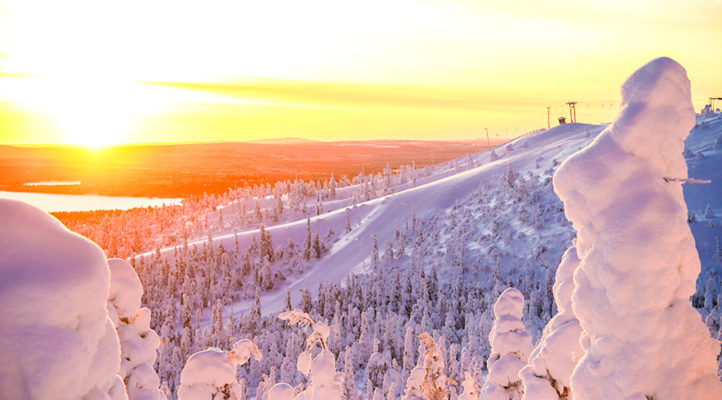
[566, 101, 578, 123]
[710, 97, 722, 111]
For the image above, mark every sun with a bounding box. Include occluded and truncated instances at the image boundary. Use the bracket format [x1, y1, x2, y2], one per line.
[10, 75, 156, 149]
[0, 1, 172, 149]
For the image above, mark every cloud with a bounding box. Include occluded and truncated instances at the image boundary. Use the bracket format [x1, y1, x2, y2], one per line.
[143, 78, 518, 111]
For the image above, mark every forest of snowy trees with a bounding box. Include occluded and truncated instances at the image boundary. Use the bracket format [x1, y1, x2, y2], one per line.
[1, 58, 722, 400]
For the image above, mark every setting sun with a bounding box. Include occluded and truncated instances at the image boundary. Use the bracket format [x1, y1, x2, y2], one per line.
[11, 78, 148, 149]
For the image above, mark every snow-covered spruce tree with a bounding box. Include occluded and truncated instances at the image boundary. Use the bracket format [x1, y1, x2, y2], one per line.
[107, 258, 165, 400]
[553, 57, 722, 399]
[277, 309, 344, 399]
[459, 372, 480, 400]
[480, 288, 532, 400]
[177, 339, 261, 400]
[0, 199, 127, 399]
[519, 246, 581, 400]
[402, 333, 455, 400]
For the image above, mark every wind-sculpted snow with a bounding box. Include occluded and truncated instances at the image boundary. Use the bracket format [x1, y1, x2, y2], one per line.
[0, 199, 127, 400]
[553, 57, 722, 399]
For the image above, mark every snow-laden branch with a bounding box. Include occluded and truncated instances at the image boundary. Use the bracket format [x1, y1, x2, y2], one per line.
[662, 176, 711, 184]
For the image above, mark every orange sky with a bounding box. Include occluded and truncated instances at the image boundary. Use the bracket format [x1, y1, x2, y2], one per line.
[0, 0, 720, 147]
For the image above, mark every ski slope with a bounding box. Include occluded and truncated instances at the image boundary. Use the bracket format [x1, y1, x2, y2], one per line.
[139, 123, 603, 318]
[139, 115, 721, 324]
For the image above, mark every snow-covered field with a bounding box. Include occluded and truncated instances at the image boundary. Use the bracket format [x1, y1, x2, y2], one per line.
[2, 58, 721, 399]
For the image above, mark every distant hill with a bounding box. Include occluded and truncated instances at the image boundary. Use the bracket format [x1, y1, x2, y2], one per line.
[245, 137, 320, 144]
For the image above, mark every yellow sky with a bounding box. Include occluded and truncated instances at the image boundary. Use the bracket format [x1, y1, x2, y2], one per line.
[0, 0, 720, 146]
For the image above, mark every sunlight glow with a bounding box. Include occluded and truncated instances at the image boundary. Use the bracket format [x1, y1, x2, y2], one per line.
[0, 0, 719, 144]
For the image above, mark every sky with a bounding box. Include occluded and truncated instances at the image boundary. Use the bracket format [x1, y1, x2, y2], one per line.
[0, 0, 720, 147]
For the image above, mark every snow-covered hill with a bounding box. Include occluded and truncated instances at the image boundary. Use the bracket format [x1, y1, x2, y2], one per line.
[146, 113, 721, 317]
[685, 113, 722, 301]
[139, 123, 604, 315]
[4, 57, 722, 400]
[125, 103, 722, 396]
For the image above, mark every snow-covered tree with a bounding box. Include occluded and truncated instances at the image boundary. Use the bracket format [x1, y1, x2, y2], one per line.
[459, 372, 480, 400]
[705, 203, 715, 219]
[553, 57, 722, 399]
[268, 383, 295, 400]
[0, 199, 127, 400]
[480, 288, 532, 400]
[403, 332, 454, 400]
[278, 309, 344, 400]
[108, 258, 165, 400]
[343, 347, 359, 400]
[177, 339, 261, 400]
[519, 247, 581, 399]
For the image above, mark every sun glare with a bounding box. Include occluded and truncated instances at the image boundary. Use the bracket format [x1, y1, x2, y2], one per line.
[0, 0, 176, 148]
[4, 76, 170, 149]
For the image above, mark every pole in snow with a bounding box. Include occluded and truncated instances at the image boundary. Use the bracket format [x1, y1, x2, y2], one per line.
[546, 106, 551, 129]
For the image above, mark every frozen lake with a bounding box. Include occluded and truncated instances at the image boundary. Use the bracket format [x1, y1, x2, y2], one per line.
[23, 180, 82, 187]
[0, 191, 183, 212]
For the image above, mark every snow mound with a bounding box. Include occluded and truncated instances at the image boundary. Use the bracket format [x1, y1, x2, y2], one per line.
[554, 57, 722, 398]
[0, 199, 127, 399]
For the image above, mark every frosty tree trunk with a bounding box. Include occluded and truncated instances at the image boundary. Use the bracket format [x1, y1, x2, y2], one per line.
[553, 57, 722, 399]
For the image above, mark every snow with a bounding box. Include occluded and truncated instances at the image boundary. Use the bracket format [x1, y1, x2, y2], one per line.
[553, 57, 722, 399]
[0, 198, 127, 399]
